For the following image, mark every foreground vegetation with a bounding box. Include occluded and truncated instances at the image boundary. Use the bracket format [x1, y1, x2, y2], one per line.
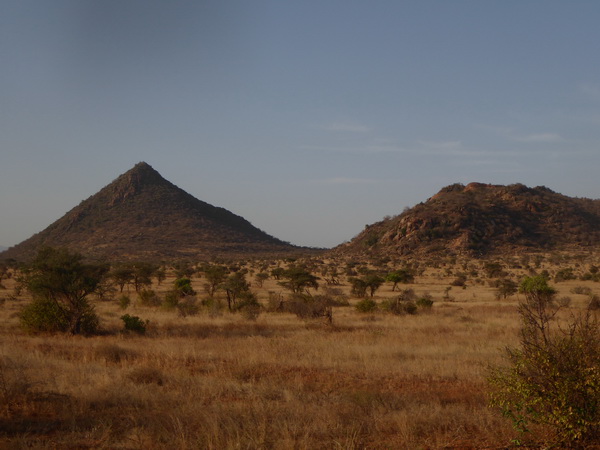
[1, 250, 599, 448]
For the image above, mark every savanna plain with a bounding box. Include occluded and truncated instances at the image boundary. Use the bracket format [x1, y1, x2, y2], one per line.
[1, 253, 599, 449]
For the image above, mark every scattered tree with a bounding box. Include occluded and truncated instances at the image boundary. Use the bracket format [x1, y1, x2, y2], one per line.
[350, 273, 384, 298]
[385, 268, 414, 291]
[19, 247, 107, 335]
[201, 264, 228, 297]
[495, 278, 518, 300]
[220, 271, 251, 311]
[278, 266, 319, 294]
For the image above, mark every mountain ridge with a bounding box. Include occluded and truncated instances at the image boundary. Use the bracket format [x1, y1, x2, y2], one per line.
[332, 182, 600, 259]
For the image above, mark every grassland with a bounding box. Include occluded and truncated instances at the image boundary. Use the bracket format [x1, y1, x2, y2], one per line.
[1, 254, 599, 448]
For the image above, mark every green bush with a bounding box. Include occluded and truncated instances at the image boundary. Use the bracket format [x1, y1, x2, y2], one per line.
[554, 267, 576, 282]
[162, 290, 180, 310]
[570, 286, 592, 295]
[399, 301, 417, 315]
[18, 247, 106, 335]
[120, 314, 147, 335]
[283, 293, 333, 322]
[379, 298, 417, 315]
[489, 276, 600, 446]
[138, 289, 161, 307]
[173, 277, 196, 296]
[355, 298, 378, 313]
[416, 296, 434, 310]
[176, 296, 199, 317]
[20, 297, 99, 335]
[118, 294, 131, 310]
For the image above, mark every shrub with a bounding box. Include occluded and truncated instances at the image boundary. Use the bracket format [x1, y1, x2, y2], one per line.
[494, 278, 518, 300]
[380, 298, 418, 315]
[162, 290, 180, 310]
[283, 293, 333, 322]
[20, 297, 68, 333]
[137, 289, 161, 307]
[399, 301, 417, 315]
[234, 293, 262, 321]
[18, 247, 106, 335]
[120, 314, 147, 335]
[201, 296, 224, 317]
[570, 286, 592, 295]
[489, 276, 600, 446]
[266, 291, 285, 312]
[176, 296, 199, 317]
[173, 277, 196, 296]
[450, 274, 467, 286]
[554, 267, 576, 282]
[118, 294, 131, 310]
[589, 294, 600, 311]
[20, 297, 99, 335]
[416, 296, 434, 310]
[355, 298, 378, 313]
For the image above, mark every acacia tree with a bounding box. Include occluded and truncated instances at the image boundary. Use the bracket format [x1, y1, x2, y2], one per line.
[19, 247, 108, 335]
[110, 265, 134, 292]
[220, 271, 251, 311]
[131, 262, 157, 292]
[350, 273, 385, 298]
[278, 266, 319, 294]
[201, 264, 228, 297]
[385, 268, 414, 291]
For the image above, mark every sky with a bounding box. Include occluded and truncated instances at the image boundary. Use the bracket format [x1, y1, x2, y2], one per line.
[2, 1, 600, 249]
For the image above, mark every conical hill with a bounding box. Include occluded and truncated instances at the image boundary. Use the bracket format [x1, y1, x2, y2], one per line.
[2, 162, 308, 261]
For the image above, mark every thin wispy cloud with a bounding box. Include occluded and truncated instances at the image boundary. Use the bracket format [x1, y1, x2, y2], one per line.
[579, 83, 600, 99]
[514, 133, 563, 143]
[478, 123, 565, 144]
[322, 122, 372, 133]
[313, 177, 381, 185]
[299, 144, 408, 154]
[417, 140, 462, 150]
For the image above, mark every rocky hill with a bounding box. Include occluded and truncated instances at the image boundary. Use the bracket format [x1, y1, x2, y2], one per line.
[1, 162, 312, 262]
[333, 182, 600, 258]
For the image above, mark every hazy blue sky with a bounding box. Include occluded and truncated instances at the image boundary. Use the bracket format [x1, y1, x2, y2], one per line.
[2, 1, 600, 249]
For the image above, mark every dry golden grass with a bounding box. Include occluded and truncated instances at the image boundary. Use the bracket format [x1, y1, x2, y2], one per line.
[0, 254, 599, 448]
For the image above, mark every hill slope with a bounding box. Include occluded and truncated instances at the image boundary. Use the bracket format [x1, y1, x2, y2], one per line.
[333, 182, 600, 258]
[2, 162, 308, 261]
